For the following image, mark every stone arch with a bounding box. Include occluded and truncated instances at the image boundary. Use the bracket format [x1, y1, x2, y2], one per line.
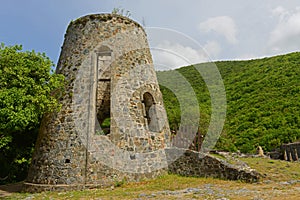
[96, 45, 112, 56]
[142, 91, 164, 132]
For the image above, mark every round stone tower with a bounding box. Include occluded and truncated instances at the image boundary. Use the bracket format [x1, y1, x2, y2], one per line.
[24, 14, 171, 192]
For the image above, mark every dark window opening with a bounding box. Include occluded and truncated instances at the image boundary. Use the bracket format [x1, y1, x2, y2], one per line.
[100, 117, 110, 135]
[143, 92, 162, 132]
[65, 159, 70, 163]
[96, 82, 110, 135]
[143, 92, 155, 126]
[95, 46, 112, 136]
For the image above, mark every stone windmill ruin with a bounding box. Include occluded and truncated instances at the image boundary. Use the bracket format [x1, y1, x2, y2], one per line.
[24, 14, 171, 191]
[24, 14, 262, 192]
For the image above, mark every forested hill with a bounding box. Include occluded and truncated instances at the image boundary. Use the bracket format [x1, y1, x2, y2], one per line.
[157, 52, 300, 153]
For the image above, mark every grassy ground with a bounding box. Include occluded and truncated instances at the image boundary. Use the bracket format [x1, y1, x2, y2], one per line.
[2, 157, 300, 200]
[240, 157, 300, 181]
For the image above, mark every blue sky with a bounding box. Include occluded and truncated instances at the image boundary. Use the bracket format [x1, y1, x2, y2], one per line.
[2, 0, 300, 69]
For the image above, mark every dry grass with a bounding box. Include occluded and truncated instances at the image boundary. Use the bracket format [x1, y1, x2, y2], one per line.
[2, 157, 300, 200]
[240, 157, 300, 181]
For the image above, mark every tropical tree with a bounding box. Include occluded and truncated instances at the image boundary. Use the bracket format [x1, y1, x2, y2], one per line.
[0, 44, 64, 183]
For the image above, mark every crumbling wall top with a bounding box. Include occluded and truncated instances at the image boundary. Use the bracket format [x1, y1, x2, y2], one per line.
[69, 13, 144, 32]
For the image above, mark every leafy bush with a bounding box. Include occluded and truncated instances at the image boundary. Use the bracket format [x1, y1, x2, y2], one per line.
[0, 44, 64, 184]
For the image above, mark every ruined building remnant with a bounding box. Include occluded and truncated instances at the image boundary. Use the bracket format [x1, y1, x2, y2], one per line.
[24, 14, 262, 192]
[24, 14, 171, 192]
[281, 142, 300, 161]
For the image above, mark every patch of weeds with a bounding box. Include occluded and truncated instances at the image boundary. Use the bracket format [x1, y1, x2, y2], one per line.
[95, 130, 105, 135]
[114, 177, 127, 187]
[210, 153, 226, 160]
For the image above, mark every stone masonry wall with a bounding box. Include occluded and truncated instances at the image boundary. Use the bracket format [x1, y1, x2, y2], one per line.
[24, 14, 171, 192]
[166, 148, 261, 183]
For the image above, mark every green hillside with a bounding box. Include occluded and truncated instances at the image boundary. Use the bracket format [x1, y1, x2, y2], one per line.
[157, 52, 300, 153]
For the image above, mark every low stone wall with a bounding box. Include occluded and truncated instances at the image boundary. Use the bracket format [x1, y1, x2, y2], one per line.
[166, 148, 261, 183]
[281, 142, 300, 161]
[23, 147, 261, 192]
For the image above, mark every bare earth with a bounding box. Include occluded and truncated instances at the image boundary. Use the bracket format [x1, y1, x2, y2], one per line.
[1, 181, 300, 200]
[0, 182, 23, 198]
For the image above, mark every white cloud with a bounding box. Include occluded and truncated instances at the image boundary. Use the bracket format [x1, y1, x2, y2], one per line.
[199, 16, 238, 45]
[269, 7, 300, 52]
[271, 6, 288, 20]
[151, 41, 211, 70]
[203, 41, 221, 58]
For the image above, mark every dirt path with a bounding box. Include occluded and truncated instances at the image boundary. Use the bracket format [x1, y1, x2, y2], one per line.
[0, 182, 23, 198]
[1, 181, 300, 199]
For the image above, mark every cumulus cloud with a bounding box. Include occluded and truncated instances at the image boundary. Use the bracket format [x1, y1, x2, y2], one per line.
[199, 16, 238, 45]
[269, 7, 300, 52]
[151, 41, 212, 70]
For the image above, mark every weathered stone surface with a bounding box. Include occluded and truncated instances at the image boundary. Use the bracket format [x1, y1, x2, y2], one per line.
[24, 14, 170, 192]
[166, 148, 261, 183]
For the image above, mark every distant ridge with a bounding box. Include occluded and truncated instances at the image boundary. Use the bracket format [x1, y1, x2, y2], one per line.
[157, 52, 300, 153]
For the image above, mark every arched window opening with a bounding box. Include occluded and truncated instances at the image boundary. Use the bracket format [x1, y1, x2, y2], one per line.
[143, 92, 154, 126]
[143, 92, 163, 133]
[142, 92, 164, 132]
